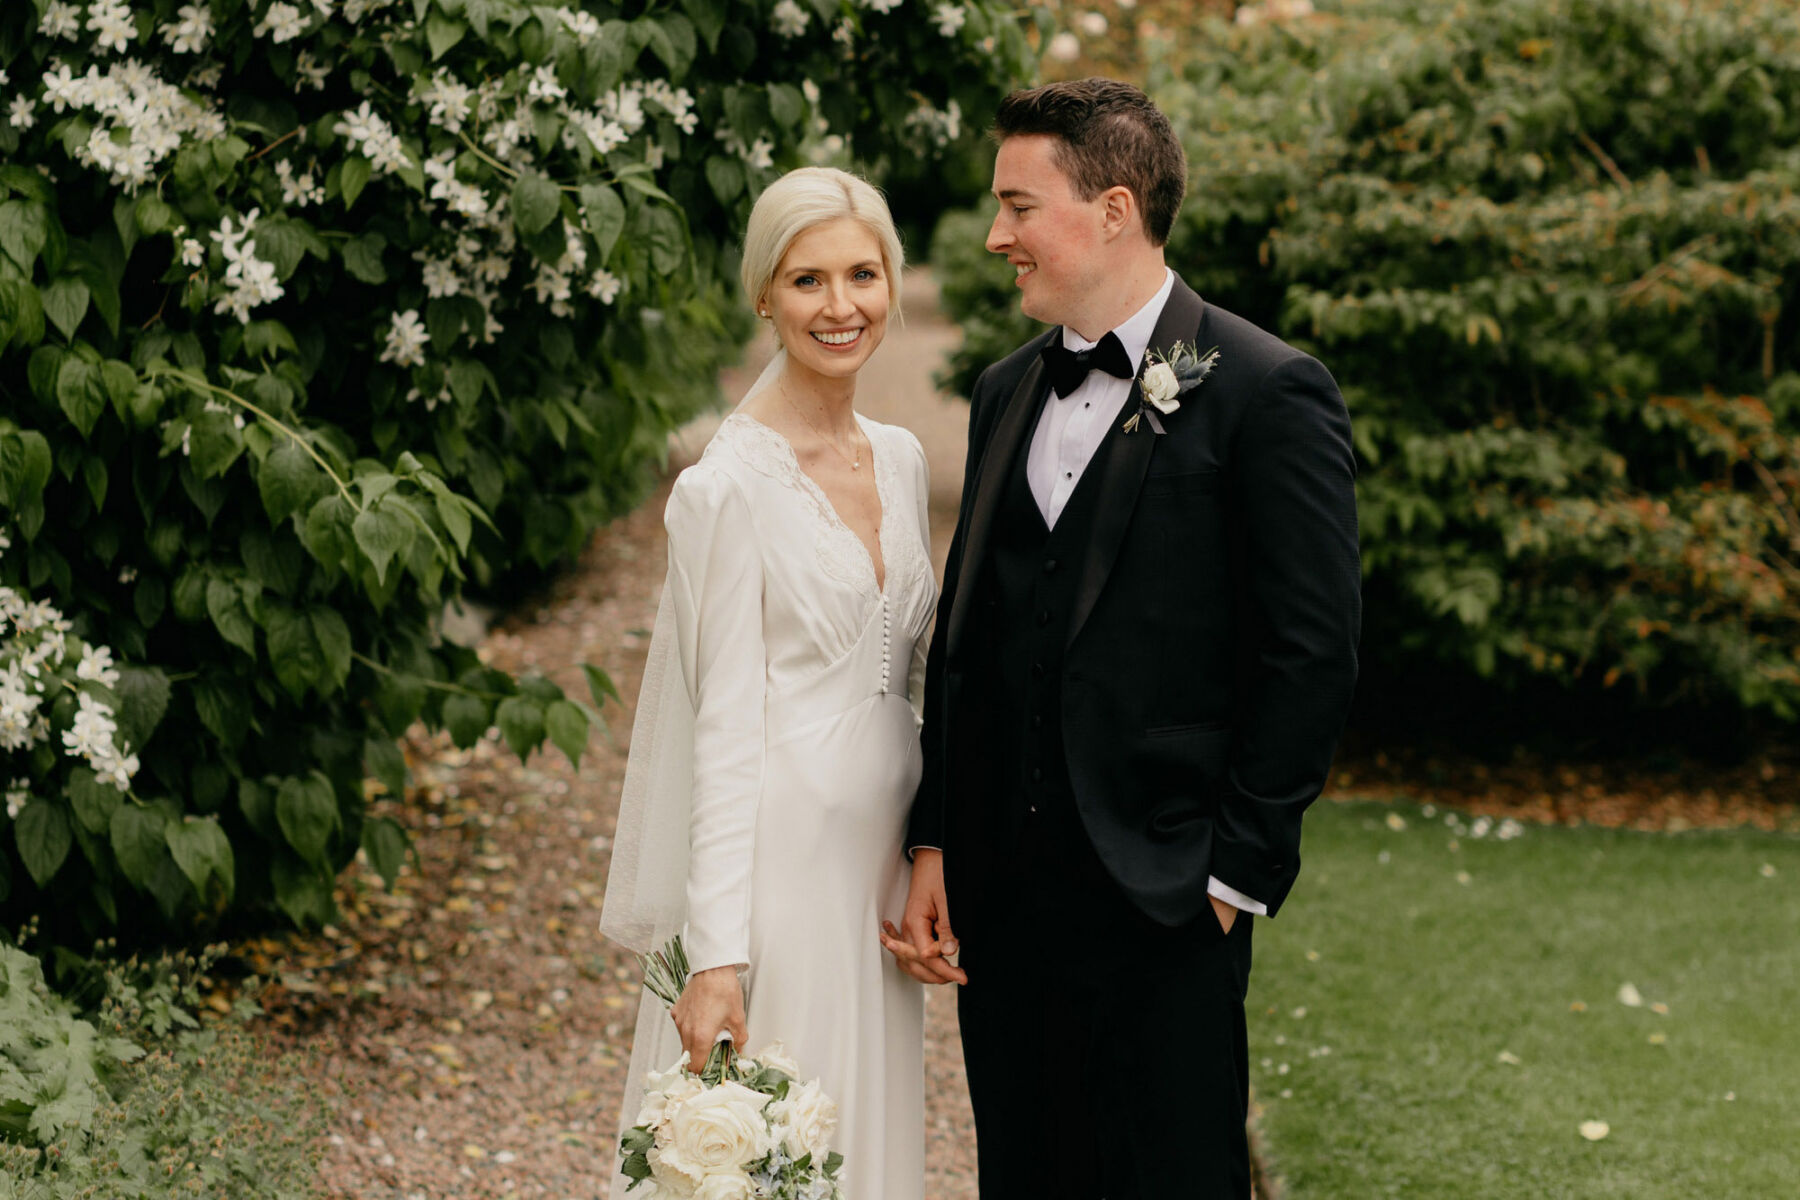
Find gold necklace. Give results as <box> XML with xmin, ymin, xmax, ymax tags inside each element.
<box><xmin>778</xmin><ymin>377</ymin><xmax>862</xmax><ymax>471</ymax></box>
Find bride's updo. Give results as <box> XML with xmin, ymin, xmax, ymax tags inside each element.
<box><xmin>740</xmin><ymin>167</ymin><xmax>905</xmax><ymax>326</ymax></box>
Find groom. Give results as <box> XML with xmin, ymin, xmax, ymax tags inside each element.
<box><xmin>889</xmin><ymin>79</ymin><xmax>1360</xmax><ymax>1197</ymax></box>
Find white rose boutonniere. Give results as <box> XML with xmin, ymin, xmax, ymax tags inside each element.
<box><xmin>1123</xmin><ymin>341</ymin><xmax>1222</xmax><ymax>434</ymax></box>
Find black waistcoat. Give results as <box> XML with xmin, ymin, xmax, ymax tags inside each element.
<box><xmin>977</xmin><ymin>396</ymin><xmax>1109</xmax><ymax>823</ymax></box>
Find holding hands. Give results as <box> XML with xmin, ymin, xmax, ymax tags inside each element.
<box><xmin>880</xmin><ymin>849</ymin><xmax>968</xmax><ymax>986</ymax></box>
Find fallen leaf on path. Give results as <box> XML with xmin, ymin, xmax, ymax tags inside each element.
<box><xmin>1617</xmin><ymin>982</ymin><xmax>1643</xmax><ymax>1008</ymax></box>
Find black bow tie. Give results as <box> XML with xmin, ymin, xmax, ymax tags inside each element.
<box><xmin>1040</xmin><ymin>331</ymin><xmax>1135</xmax><ymax>399</ymax></box>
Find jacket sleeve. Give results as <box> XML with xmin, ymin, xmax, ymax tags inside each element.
<box><xmin>665</xmin><ymin>466</ymin><xmax>767</xmax><ymax>973</ymax></box>
<box><xmin>907</xmin><ymin>366</ymin><xmax>997</xmax><ymax>853</ymax></box>
<box><xmin>1211</xmin><ymin>354</ymin><xmax>1361</xmax><ymax>915</ymax></box>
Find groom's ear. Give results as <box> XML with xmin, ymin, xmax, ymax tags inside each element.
<box><xmin>1098</xmin><ymin>184</ymin><xmax>1140</xmax><ymax>241</ymax></box>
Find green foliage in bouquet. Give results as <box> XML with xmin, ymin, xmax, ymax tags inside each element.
<box><xmin>0</xmin><ymin>940</ymin><xmax>325</xmax><ymax>1197</ymax></box>
<box><xmin>0</xmin><ymin>0</ymin><xmax>1037</xmax><ymax>947</ymax></box>
<box><xmin>934</xmin><ymin>0</ymin><xmax>1800</xmax><ymax>728</ymax></box>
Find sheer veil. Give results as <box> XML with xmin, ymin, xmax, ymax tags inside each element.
<box><xmin>599</xmin><ymin>345</ymin><xmax>787</xmax><ymax>1178</ymax></box>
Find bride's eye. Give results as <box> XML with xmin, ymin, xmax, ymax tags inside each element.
<box><xmin>794</xmin><ymin>274</ymin><xmax>818</xmax><ymax>287</ymax></box>
<box><xmin>854</xmin><ymin>268</ymin><xmax>877</xmax><ymax>282</ymax></box>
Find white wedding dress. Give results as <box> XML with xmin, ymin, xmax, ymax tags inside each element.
<box><xmin>603</xmin><ymin>407</ymin><xmax>936</xmax><ymax>1200</ymax></box>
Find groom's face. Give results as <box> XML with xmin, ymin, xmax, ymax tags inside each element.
<box><xmin>987</xmin><ymin>134</ymin><xmax>1106</xmax><ymax>330</ymax></box>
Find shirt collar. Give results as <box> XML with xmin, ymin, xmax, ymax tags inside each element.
<box><xmin>1060</xmin><ymin>267</ymin><xmax>1177</xmax><ymax>368</ymax></box>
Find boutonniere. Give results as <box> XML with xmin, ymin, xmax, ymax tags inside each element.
<box><xmin>1122</xmin><ymin>342</ymin><xmax>1222</xmax><ymax>434</ymax></box>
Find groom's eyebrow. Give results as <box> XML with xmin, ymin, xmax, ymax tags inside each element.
<box><xmin>995</xmin><ymin>188</ymin><xmax>1035</xmax><ymax>201</ymax></box>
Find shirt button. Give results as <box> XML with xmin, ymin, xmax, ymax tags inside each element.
<box><xmin>1043</xmin><ymin>558</ymin><xmax>1058</xmax><ymax>573</ymax></box>
<box><xmin>1064</xmin><ymin>471</ymin><xmax>1073</xmax><ymax>479</ymax></box>
<box><xmin>1036</xmin><ymin>609</ymin><xmax>1051</xmax><ymax>627</ymax></box>
<box><xmin>1030</xmin><ymin>767</ymin><xmax>1044</xmax><ymax>783</ymax></box>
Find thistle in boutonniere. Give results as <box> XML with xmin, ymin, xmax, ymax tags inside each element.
<box><xmin>1122</xmin><ymin>342</ymin><xmax>1222</xmax><ymax>434</ymax></box>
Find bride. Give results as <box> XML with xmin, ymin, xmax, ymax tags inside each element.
<box><xmin>601</xmin><ymin>167</ymin><xmax>937</xmax><ymax>1198</ymax></box>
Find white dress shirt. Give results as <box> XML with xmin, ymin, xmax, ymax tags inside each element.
<box><xmin>1023</xmin><ymin>268</ymin><xmax>1268</xmax><ymax>918</ymax></box>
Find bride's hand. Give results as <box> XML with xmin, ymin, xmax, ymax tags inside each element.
<box><xmin>670</xmin><ymin>966</ymin><xmax>748</xmax><ymax>1068</ymax></box>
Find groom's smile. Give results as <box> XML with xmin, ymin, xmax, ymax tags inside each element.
<box><xmin>986</xmin><ymin>133</ymin><xmax>1111</xmax><ymax>332</ymax></box>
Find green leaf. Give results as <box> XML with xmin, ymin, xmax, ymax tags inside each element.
<box><xmin>193</xmin><ymin>677</ymin><xmax>250</xmax><ymax>749</ymax></box>
<box><xmin>0</xmin><ymin>199</ymin><xmax>49</xmax><ymax>270</ymax></box>
<box><xmin>110</xmin><ymin>804</ymin><xmax>169</xmax><ymax>890</ymax></box>
<box><xmin>646</xmin><ymin>14</ymin><xmax>697</xmax><ymax>80</ymax></box>
<box><xmin>579</xmin><ymin>184</ymin><xmax>626</xmax><ymax>261</ymax></box>
<box><xmin>0</xmin><ymin>429</ymin><xmax>52</xmax><ymax>508</ymax></box>
<box><xmin>768</xmin><ymin>83</ymin><xmax>807</xmax><ymax>131</ymax></box>
<box><xmin>352</xmin><ymin>502</ymin><xmax>414</xmax><ymax>585</ymax></box>
<box><xmin>81</xmin><ymin>456</ymin><xmax>108</xmax><ymax>509</ymax></box>
<box><xmin>166</xmin><ymin>817</ymin><xmax>235</xmax><ymax>902</ymax></box>
<box><xmin>66</xmin><ymin>769</ymin><xmax>121</xmax><ymax>835</ymax></box>
<box><xmin>544</xmin><ymin>699</ymin><xmax>588</xmax><ymax>768</ymax></box>
<box><xmin>432</xmin><ymin>488</ymin><xmax>472</xmax><ymax>553</ymax></box>
<box><xmin>241</xmin><ymin>527</ymin><xmax>304</xmax><ymax>595</ymax></box>
<box><xmin>426</xmin><ymin>11</ymin><xmax>466</xmax><ymax>58</ymax></box>
<box><xmin>134</xmin><ymin>193</ymin><xmax>178</xmax><ymax>235</ymax></box>
<box><xmin>264</xmin><ymin>603</ymin><xmax>320</xmax><ymax>699</ymax></box>
<box><xmin>512</xmin><ymin>173</ymin><xmax>562</xmax><ymax>237</ymax></box>
<box><xmin>360</xmin><ymin>817</ymin><xmax>409</xmax><ymax>890</ymax></box>
<box><xmin>16</xmin><ymin>801</ymin><xmax>73</xmax><ymax>887</ymax></box>
<box><xmin>340</xmin><ymin>155</ymin><xmax>372</xmax><ymax>209</ymax></box>
<box><xmin>342</xmin><ymin>233</ymin><xmax>388</xmax><ymax>284</ymax></box>
<box><xmin>207</xmin><ymin>576</ymin><xmax>258</xmax><ymax>659</ymax></box>
<box><xmin>441</xmin><ymin>692</ymin><xmax>490</xmax><ymax>749</ymax></box>
<box><xmin>258</xmin><ymin>439</ymin><xmax>328</xmax><ymax>525</ymax></box>
<box><xmin>271</xmin><ymin>854</ymin><xmax>334</xmax><ymax>928</ymax></box>
<box><xmin>495</xmin><ymin>695</ymin><xmax>546</xmax><ymax>762</ymax></box>
<box><xmin>99</xmin><ymin>360</ymin><xmax>137</xmax><ymax>422</ymax></box>
<box><xmin>238</xmin><ymin>778</ymin><xmax>278</xmax><ymax>842</ymax></box>
<box><xmin>705</xmin><ymin>157</ymin><xmax>744</xmax><ymax>205</ymax></box>
<box><xmin>55</xmin><ymin>356</ymin><xmax>107</xmax><ymax>438</ymax></box>
<box><xmin>276</xmin><ymin>771</ymin><xmax>337</xmax><ymax>867</ymax></box>
<box><xmin>678</xmin><ymin>0</ymin><xmax>726</xmax><ymax>51</ymax></box>
<box><xmin>365</xmin><ymin>736</ymin><xmax>407</xmax><ymax>800</ymax></box>
<box><xmin>311</xmin><ymin>607</ymin><xmax>353</xmax><ymax>695</ymax></box>
<box><xmin>643</xmin><ymin>205</ymin><xmax>686</xmax><ymax>275</ymax></box>
<box><xmin>0</xmin><ymin>276</ymin><xmax>45</xmax><ymax>349</ymax></box>
<box><xmin>186</xmin><ymin>407</ymin><xmax>245</xmax><ymax>479</ymax></box>
<box><xmin>301</xmin><ymin>493</ymin><xmax>356</xmax><ymax>574</ymax></box>
<box><xmin>111</xmin><ymin>665</ymin><xmax>170</xmax><ymax>754</ymax></box>
<box><xmin>583</xmin><ymin>663</ymin><xmax>622</xmax><ymax>708</ymax></box>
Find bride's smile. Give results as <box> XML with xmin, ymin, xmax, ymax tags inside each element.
<box><xmin>763</xmin><ymin>217</ymin><xmax>891</xmax><ymax>381</ymax></box>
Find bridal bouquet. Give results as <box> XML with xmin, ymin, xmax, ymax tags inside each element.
<box><xmin>619</xmin><ymin>937</ymin><xmax>846</xmax><ymax>1200</ymax></box>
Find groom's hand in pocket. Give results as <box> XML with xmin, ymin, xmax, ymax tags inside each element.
<box><xmin>880</xmin><ymin>849</ymin><xmax>968</xmax><ymax>986</ymax></box>
<box><xmin>671</xmin><ymin>965</ymin><xmax>748</xmax><ymax>1067</ymax></box>
<box><xmin>1210</xmin><ymin>893</ymin><xmax>1239</xmax><ymax>935</ymax></box>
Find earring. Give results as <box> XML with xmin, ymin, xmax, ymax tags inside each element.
<box><xmin>759</xmin><ymin>308</ymin><xmax>769</xmax><ymax>318</ymax></box>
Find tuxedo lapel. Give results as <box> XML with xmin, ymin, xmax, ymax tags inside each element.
<box><xmin>1064</xmin><ymin>277</ymin><xmax>1207</xmax><ymax>649</ymax></box>
<box><xmin>947</xmin><ymin>355</ymin><xmax>1051</xmax><ymax>656</ymax></box>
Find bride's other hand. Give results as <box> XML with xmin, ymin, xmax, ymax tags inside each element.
<box><xmin>671</xmin><ymin>965</ymin><xmax>748</xmax><ymax>1066</ymax></box>
<box><xmin>879</xmin><ymin>850</ymin><xmax>967</xmax><ymax>986</ymax></box>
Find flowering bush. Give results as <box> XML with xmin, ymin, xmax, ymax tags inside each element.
<box><xmin>0</xmin><ymin>0</ymin><xmax>1035</xmax><ymax>943</ymax></box>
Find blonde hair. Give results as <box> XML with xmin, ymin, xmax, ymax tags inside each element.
<box><xmin>740</xmin><ymin>167</ymin><xmax>905</xmax><ymax>324</ymax></box>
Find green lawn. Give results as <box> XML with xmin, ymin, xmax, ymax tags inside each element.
<box><xmin>1247</xmin><ymin>798</ymin><xmax>1800</xmax><ymax>1198</ymax></box>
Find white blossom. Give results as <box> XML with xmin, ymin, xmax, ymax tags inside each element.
<box><xmin>415</xmin><ymin>69</ymin><xmax>474</xmax><ymax>133</ymax></box>
<box><xmin>424</xmin><ymin>151</ymin><xmax>491</xmax><ymax>218</ymax></box>
<box><xmin>863</xmin><ymin>0</ymin><xmax>904</xmax><ymax>12</ymax></box>
<box><xmin>39</xmin><ymin>58</ymin><xmax>227</xmax><ymax>191</ymax></box>
<box><xmin>8</xmin><ymin>97</ymin><xmax>35</xmax><ymax>131</ymax></box>
<box><xmin>341</xmin><ymin>0</ymin><xmax>394</xmax><ymax>20</ymax></box>
<box><xmin>209</xmin><ymin>210</ymin><xmax>285</xmax><ymax>323</ymax></box>
<box><xmin>294</xmin><ymin>49</ymin><xmax>330</xmax><ymax>91</ymax></box>
<box><xmin>587</xmin><ymin>269</ymin><xmax>622</xmax><ymax>305</ymax></box>
<box><xmin>568</xmin><ymin>110</ymin><xmax>628</xmax><ymax>156</ymax></box>
<box><xmin>276</xmin><ymin>158</ymin><xmax>325</xmax><ymax>207</ymax></box>
<box><xmin>162</xmin><ymin>3</ymin><xmax>215</xmax><ymax>54</ymax></box>
<box><xmin>381</xmin><ymin>309</ymin><xmax>430</xmax><ymax>368</ymax></box>
<box><xmin>771</xmin><ymin>0</ymin><xmax>810</xmax><ymax>38</ymax></box>
<box><xmin>1078</xmin><ymin>10</ymin><xmax>1108</xmax><ymax>36</ymax></box>
<box><xmin>418</xmin><ymin>254</ymin><xmax>462</xmax><ymax>298</ymax></box>
<box><xmin>905</xmin><ymin>97</ymin><xmax>962</xmax><ymax>148</ymax></box>
<box><xmin>89</xmin><ymin>0</ymin><xmax>139</xmax><ymax>56</ymax></box>
<box><xmin>602</xmin><ymin>84</ymin><xmax>647</xmax><ymax>134</ymax></box>
<box><xmin>932</xmin><ymin>3</ymin><xmax>966</xmax><ymax>36</ymax></box>
<box><xmin>179</xmin><ymin>235</ymin><xmax>205</xmax><ymax>267</ymax></box>
<box><xmin>334</xmin><ymin>100</ymin><xmax>413</xmax><ymax>176</ymax></box>
<box><xmin>4</xmin><ymin>783</ymin><xmax>27</xmax><ymax>822</ymax></box>
<box><xmin>527</xmin><ymin>64</ymin><xmax>567</xmax><ymax>104</ymax></box>
<box><xmin>187</xmin><ymin>60</ymin><xmax>225</xmax><ymax>89</ymax></box>
<box><xmin>556</xmin><ymin>9</ymin><xmax>601</xmax><ymax>42</ymax></box>
<box><xmin>645</xmin><ymin>81</ymin><xmax>698</xmax><ymax>135</ymax></box>
<box><xmin>253</xmin><ymin>2</ymin><xmax>308</xmax><ymax>43</ymax></box>
<box><xmin>40</xmin><ymin>2</ymin><xmax>83</xmax><ymax>41</ymax></box>
<box><xmin>76</xmin><ymin>645</ymin><xmax>121</xmax><ymax>688</ymax></box>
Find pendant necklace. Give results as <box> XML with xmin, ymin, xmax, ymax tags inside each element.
<box><xmin>779</xmin><ymin>376</ymin><xmax>862</xmax><ymax>471</ymax></box>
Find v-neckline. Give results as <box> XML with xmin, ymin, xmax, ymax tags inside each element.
<box><xmin>731</xmin><ymin>412</ymin><xmax>888</xmax><ymax>594</ymax></box>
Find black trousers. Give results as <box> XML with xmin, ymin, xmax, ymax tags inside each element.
<box><xmin>956</xmin><ymin>797</ymin><xmax>1254</xmax><ymax>1200</ymax></box>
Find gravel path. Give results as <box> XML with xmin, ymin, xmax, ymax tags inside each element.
<box><xmin>285</xmin><ymin>271</ymin><xmax>984</xmax><ymax>1199</ymax></box>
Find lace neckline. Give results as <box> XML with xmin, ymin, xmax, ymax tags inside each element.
<box><xmin>717</xmin><ymin>412</ymin><xmax>897</xmax><ymax>597</ymax></box>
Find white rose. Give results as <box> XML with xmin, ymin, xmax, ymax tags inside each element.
<box><xmin>646</xmin><ymin>1143</ymin><xmax>705</xmax><ymax>1195</ymax></box>
<box><xmin>695</xmin><ymin>1172</ymin><xmax>756</xmax><ymax>1200</ymax></box>
<box><xmin>666</xmin><ymin>1081</ymin><xmax>773</xmax><ymax>1173</ymax></box>
<box><xmin>751</xmin><ymin>1041</ymin><xmax>801</xmax><ymax>1078</ymax></box>
<box><xmin>768</xmin><ymin>1079</ymin><xmax>838</xmax><ymax>1162</ymax></box>
<box><xmin>1142</xmin><ymin>361</ymin><xmax>1181</xmax><ymax>413</ymax></box>
<box><xmin>638</xmin><ymin>1072</ymin><xmax>705</xmax><ymax>1133</ymax></box>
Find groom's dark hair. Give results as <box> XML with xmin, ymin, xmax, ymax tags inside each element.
<box><xmin>993</xmin><ymin>78</ymin><xmax>1187</xmax><ymax>246</ymax></box>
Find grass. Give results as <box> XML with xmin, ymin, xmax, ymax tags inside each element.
<box><xmin>1247</xmin><ymin>797</ymin><xmax>1800</xmax><ymax>1198</ymax></box>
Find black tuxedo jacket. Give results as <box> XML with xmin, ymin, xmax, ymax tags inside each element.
<box><xmin>908</xmin><ymin>275</ymin><xmax>1361</xmax><ymax>927</ymax></box>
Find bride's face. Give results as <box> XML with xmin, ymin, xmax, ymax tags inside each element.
<box><xmin>764</xmin><ymin>218</ymin><xmax>890</xmax><ymax>380</ymax></box>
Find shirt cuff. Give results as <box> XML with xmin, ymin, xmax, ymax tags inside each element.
<box><xmin>1208</xmin><ymin>876</ymin><xmax>1268</xmax><ymax>916</ymax></box>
